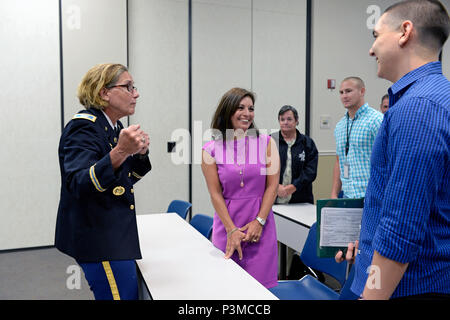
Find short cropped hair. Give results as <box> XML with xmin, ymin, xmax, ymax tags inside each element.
<box><xmin>381</xmin><ymin>94</ymin><xmax>389</xmax><ymax>103</ymax></box>
<box><xmin>342</xmin><ymin>76</ymin><xmax>366</xmax><ymax>89</ymax></box>
<box><xmin>278</xmin><ymin>105</ymin><xmax>299</xmax><ymax>122</ymax></box>
<box><xmin>384</xmin><ymin>0</ymin><xmax>450</xmax><ymax>52</ymax></box>
<box><xmin>77</xmin><ymin>63</ymin><xmax>128</xmax><ymax>109</ymax></box>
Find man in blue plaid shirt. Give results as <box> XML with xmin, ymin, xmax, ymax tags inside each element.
<box><xmin>337</xmin><ymin>0</ymin><xmax>450</xmax><ymax>300</ymax></box>
<box><xmin>331</xmin><ymin>77</ymin><xmax>383</xmax><ymax>199</ymax></box>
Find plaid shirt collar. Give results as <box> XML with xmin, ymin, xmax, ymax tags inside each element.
<box><xmin>346</xmin><ymin>103</ymin><xmax>370</xmax><ymax>120</ymax></box>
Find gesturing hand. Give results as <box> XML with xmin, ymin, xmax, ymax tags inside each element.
<box><xmin>138</xmin><ymin>132</ymin><xmax>150</xmax><ymax>155</ymax></box>
<box><xmin>117</xmin><ymin>124</ymin><xmax>147</xmax><ymax>156</ymax></box>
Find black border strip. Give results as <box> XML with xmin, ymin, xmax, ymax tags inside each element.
<box><xmin>305</xmin><ymin>0</ymin><xmax>312</xmax><ymax>137</ymax></box>
<box><xmin>188</xmin><ymin>0</ymin><xmax>193</xmax><ymax>220</ymax></box>
<box><xmin>59</xmin><ymin>0</ymin><xmax>65</xmax><ymax>132</ymax></box>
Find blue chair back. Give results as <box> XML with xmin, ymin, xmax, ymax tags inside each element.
<box><xmin>167</xmin><ymin>200</ymin><xmax>192</xmax><ymax>220</ymax></box>
<box><xmin>269</xmin><ymin>275</ymin><xmax>339</xmax><ymax>300</ymax></box>
<box><xmin>300</xmin><ymin>222</ymin><xmax>347</xmax><ymax>287</ymax></box>
<box><xmin>190</xmin><ymin>214</ymin><xmax>213</xmax><ymax>240</ymax></box>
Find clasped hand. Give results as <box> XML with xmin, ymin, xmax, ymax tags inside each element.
<box><xmin>225</xmin><ymin>220</ymin><xmax>262</xmax><ymax>261</ymax></box>
<box><xmin>277</xmin><ymin>184</ymin><xmax>296</xmax><ymax>198</ymax></box>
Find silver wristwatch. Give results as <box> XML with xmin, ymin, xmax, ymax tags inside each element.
<box><xmin>256</xmin><ymin>216</ymin><xmax>266</xmax><ymax>226</ymax></box>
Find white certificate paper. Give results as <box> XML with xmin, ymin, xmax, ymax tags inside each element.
<box><xmin>319</xmin><ymin>207</ymin><xmax>363</xmax><ymax>247</ymax></box>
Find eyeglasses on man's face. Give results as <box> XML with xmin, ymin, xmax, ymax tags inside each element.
<box><xmin>107</xmin><ymin>83</ymin><xmax>137</xmax><ymax>93</ymax></box>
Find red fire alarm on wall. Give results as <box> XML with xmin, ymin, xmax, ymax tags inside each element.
<box><xmin>327</xmin><ymin>79</ymin><xmax>336</xmax><ymax>90</ymax></box>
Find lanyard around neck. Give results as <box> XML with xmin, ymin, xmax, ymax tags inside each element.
<box><xmin>346</xmin><ymin>114</ymin><xmax>357</xmax><ymax>157</ymax></box>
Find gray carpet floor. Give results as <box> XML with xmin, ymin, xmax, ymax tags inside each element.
<box><xmin>0</xmin><ymin>247</ymin><xmax>340</xmax><ymax>300</ymax></box>
<box><xmin>0</xmin><ymin>247</ymin><xmax>93</xmax><ymax>300</ymax></box>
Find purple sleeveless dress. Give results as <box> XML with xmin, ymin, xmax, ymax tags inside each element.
<box><xmin>203</xmin><ymin>134</ymin><xmax>278</xmax><ymax>288</ymax></box>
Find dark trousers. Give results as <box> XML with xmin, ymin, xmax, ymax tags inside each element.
<box><xmin>77</xmin><ymin>260</ymin><xmax>138</xmax><ymax>300</ymax></box>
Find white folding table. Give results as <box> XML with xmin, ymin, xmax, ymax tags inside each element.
<box><xmin>136</xmin><ymin>213</ymin><xmax>278</xmax><ymax>300</ymax></box>
<box><xmin>272</xmin><ymin>203</ymin><xmax>317</xmax><ymax>279</ymax></box>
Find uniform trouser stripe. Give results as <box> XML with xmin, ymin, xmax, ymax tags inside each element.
<box><xmin>102</xmin><ymin>261</ymin><xmax>121</xmax><ymax>300</ymax></box>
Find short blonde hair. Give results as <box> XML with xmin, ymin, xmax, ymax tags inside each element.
<box><xmin>77</xmin><ymin>63</ymin><xmax>128</xmax><ymax>109</ymax></box>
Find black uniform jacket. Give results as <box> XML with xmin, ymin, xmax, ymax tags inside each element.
<box><xmin>272</xmin><ymin>129</ymin><xmax>318</xmax><ymax>204</ymax></box>
<box><xmin>55</xmin><ymin>108</ymin><xmax>152</xmax><ymax>262</ymax></box>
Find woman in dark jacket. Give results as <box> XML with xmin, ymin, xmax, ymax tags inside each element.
<box><xmin>272</xmin><ymin>105</ymin><xmax>318</xmax><ymax>204</ymax></box>
<box><xmin>55</xmin><ymin>63</ymin><xmax>151</xmax><ymax>300</ymax></box>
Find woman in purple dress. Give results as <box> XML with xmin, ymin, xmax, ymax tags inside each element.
<box><xmin>201</xmin><ymin>87</ymin><xmax>280</xmax><ymax>289</ymax></box>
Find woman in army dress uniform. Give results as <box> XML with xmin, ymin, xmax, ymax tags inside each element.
<box><xmin>55</xmin><ymin>63</ymin><xmax>152</xmax><ymax>300</ymax></box>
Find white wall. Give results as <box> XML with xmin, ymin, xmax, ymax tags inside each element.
<box><xmin>311</xmin><ymin>0</ymin><xmax>393</xmax><ymax>153</ymax></box>
<box><xmin>62</xmin><ymin>0</ymin><xmax>128</xmax><ymax>124</ymax></box>
<box><xmin>128</xmin><ymin>0</ymin><xmax>190</xmax><ymax>214</ymax></box>
<box><xmin>311</xmin><ymin>0</ymin><xmax>450</xmax><ymax>154</ymax></box>
<box><xmin>2</xmin><ymin>0</ymin><xmax>449</xmax><ymax>250</ymax></box>
<box><xmin>191</xmin><ymin>0</ymin><xmax>307</xmax><ymax>216</ymax></box>
<box><xmin>0</xmin><ymin>0</ymin><xmax>61</xmax><ymax>250</ymax></box>
<box><xmin>252</xmin><ymin>0</ymin><xmax>307</xmax><ymax>135</ymax></box>
<box><xmin>191</xmin><ymin>0</ymin><xmax>253</xmax><ymax>216</ymax></box>
<box><xmin>0</xmin><ymin>0</ymin><xmax>128</xmax><ymax>250</ymax></box>
<box><xmin>443</xmin><ymin>22</ymin><xmax>450</xmax><ymax>78</ymax></box>
<box><xmin>443</xmin><ymin>0</ymin><xmax>450</xmax><ymax>78</ymax></box>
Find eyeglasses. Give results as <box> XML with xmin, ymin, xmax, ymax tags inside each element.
<box><xmin>107</xmin><ymin>83</ymin><xmax>137</xmax><ymax>93</ymax></box>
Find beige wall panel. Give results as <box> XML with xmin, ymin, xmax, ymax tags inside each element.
<box><xmin>312</xmin><ymin>155</ymin><xmax>336</xmax><ymax>201</ymax></box>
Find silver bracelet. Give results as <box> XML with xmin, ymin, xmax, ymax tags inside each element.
<box><xmin>227</xmin><ymin>227</ymin><xmax>239</xmax><ymax>238</ymax></box>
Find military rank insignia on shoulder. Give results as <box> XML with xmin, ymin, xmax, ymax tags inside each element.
<box><xmin>73</xmin><ymin>113</ymin><xmax>97</xmax><ymax>122</ymax></box>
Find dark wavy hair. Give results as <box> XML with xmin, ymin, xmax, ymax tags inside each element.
<box><xmin>210</xmin><ymin>87</ymin><xmax>259</xmax><ymax>140</ymax></box>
